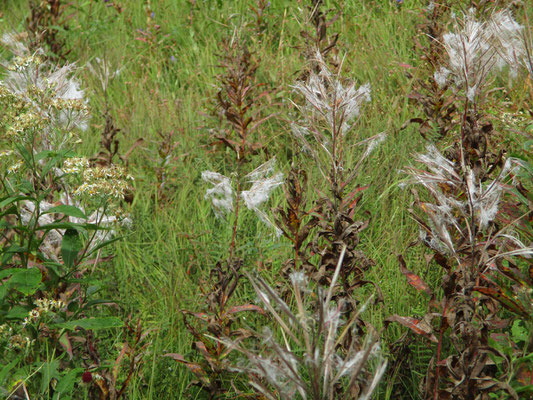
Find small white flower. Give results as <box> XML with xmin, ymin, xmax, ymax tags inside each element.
<box><xmin>0</xmin><ymin>150</ymin><xmax>14</xmax><ymax>157</ymax></box>
<box><xmin>7</xmin><ymin>161</ymin><xmax>23</xmax><ymax>174</ymax></box>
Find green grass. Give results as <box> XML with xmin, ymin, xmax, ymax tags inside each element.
<box><xmin>2</xmin><ymin>0</ymin><xmax>532</xmax><ymax>398</ymax></box>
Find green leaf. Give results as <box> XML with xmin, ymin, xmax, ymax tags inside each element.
<box><xmin>86</xmin><ymin>236</ymin><xmax>122</xmax><ymax>257</ymax></box>
<box><xmin>5</xmin><ymin>305</ymin><xmax>31</xmax><ymax>320</ymax></box>
<box><xmin>40</xmin><ymin>359</ymin><xmax>60</xmax><ymax>394</ymax></box>
<box><xmin>38</xmin><ymin>222</ymin><xmax>101</xmax><ymax>231</ymax></box>
<box><xmin>0</xmin><ymin>205</ymin><xmax>18</xmax><ymax>219</ymax></box>
<box><xmin>53</xmin><ymin>368</ymin><xmax>83</xmax><ymax>399</ymax></box>
<box><xmin>0</xmin><ymin>195</ymin><xmax>32</xmax><ymax>209</ymax></box>
<box><xmin>511</xmin><ymin>320</ymin><xmax>529</xmax><ymax>343</ymax></box>
<box><xmin>42</xmin><ymin>261</ymin><xmax>63</xmax><ymax>277</ymax></box>
<box><xmin>0</xmin><ymin>357</ymin><xmax>20</xmax><ymax>385</ymax></box>
<box><xmin>14</xmin><ymin>143</ymin><xmax>32</xmax><ymax>166</ymax></box>
<box><xmin>53</xmin><ymin>317</ymin><xmax>123</xmax><ymax>331</ymax></box>
<box><xmin>61</xmin><ymin>229</ymin><xmax>82</xmax><ymax>268</ymax></box>
<box><xmin>8</xmin><ymin>268</ymin><xmax>42</xmax><ymax>295</ymax></box>
<box><xmin>0</xmin><ymin>268</ymin><xmax>19</xmax><ymax>280</ymax></box>
<box><xmin>34</xmin><ymin>150</ymin><xmax>54</xmax><ymax>161</ymax></box>
<box><xmin>46</xmin><ymin>205</ymin><xmax>87</xmax><ymax>220</ymax></box>
<box><xmin>515</xmin><ymin>385</ymin><xmax>533</xmax><ymax>394</ymax></box>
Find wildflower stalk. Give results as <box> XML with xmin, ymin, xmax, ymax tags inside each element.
<box><xmin>220</xmin><ymin>244</ymin><xmax>387</xmax><ymax>400</ymax></box>
<box><xmin>228</xmin><ymin>177</ymin><xmax>241</xmax><ymax>264</ymax></box>
<box><xmin>392</xmin><ymin>8</ymin><xmax>533</xmax><ymax>398</ymax></box>
<box><xmin>287</xmin><ymin>51</ymin><xmax>383</xmax><ymax>332</ymax></box>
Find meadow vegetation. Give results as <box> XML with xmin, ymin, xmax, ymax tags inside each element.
<box><xmin>0</xmin><ymin>0</ymin><xmax>532</xmax><ymax>399</ymax></box>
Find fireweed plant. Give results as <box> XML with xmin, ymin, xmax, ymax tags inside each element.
<box><xmin>391</xmin><ymin>8</ymin><xmax>533</xmax><ymax>399</ymax></box>
<box><xmin>207</xmin><ymin>49</ymin><xmax>389</xmax><ymax>398</ymax></box>
<box><xmin>2</xmin><ymin>1</ymin><xmax>532</xmax><ymax>398</ymax></box>
<box><xmin>169</xmin><ymin>158</ymin><xmax>283</xmax><ymax>395</ymax></box>
<box><xmin>404</xmin><ymin>0</ymin><xmax>458</xmax><ymax>141</ymax></box>
<box><xmin>286</xmin><ymin>52</ymin><xmax>385</xmax><ymax>330</ymax></box>
<box><xmin>220</xmin><ymin>247</ymin><xmax>387</xmax><ymax>400</ymax></box>
<box><xmin>172</xmin><ymin>24</ymin><xmax>388</xmax><ymax>396</ymax></box>
<box><xmin>0</xmin><ymin>35</ymin><xmax>138</xmax><ymax>398</ymax></box>
<box><xmin>166</xmin><ymin>34</ymin><xmax>285</xmax><ymax>397</ymax></box>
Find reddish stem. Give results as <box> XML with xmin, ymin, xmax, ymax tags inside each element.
<box><xmin>228</xmin><ymin>179</ymin><xmax>241</xmax><ymax>263</ymax></box>
<box><xmin>434</xmin><ymin>299</ymin><xmax>449</xmax><ymax>400</ymax></box>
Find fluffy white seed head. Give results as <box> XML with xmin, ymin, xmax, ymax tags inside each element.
<box><xmin>202</xmin><ymin>171</ymin><xmax>234</xmax><ymax>218</ymax></box>
<box><xmin>434</xmin><ymin>67</ymin><xmax>451</xmax><ymax>87</ymax></box>
<box><xmin>440</xmin><ymin>9</ymin><xmax>531</xmax><ymax>98</ymax></box>
<box><xmin>241</xmin><ymin>158</ymin><xmax>284</xmax><ymax>235</ymax></box>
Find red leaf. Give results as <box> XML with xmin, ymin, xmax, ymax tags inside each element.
<box><xmin>59</xmin><ymin>332</ymin><xmax>73</xmax><ymax>359</ymax></box>
<box><xmin>517</xmin><ymin>366</ymin><xmax>533</xmax><ymax>386</ymax></box>
<box><xmin>163</xmin><ymin>353</ymin><xmax>210</xmax><ymax>384</ymax></box>
<box><xmin>226</xmin><ymin>304</ymin><xmax>266</xmax><ymax>315</ymax></box>
<box><xmin>112</xmin><ymin>342</ymin><xmax>128</xmax><ymax>383</ymax></box>
<box><xmin>387</xmin><ymin>315</ymin><xmax>438</xmax><ymax>343</ymax></box>
<box><xmin>193</xmin><ymin>341</ymin><xmax>214</xmax><ymax>363</ymax></box>
<box><xmin>398</xmin><ymin>255</ymin><xmax>432</xmax><ymax>296</ymax></box>
<box><xmin>473</xmin><ymin>286</ymin><xmax>529</xmax><ymax>318</ymax></box>
<box><xmin>184</xmin><ymin>311</ymin><xmax>209</xmax><ymax>321</ymax></box>
<box><xmin>398</xmin><ymin>62</ymin><xmax>415</xmax><ymax>69</ymax></box>
<box><xmin>344</xmin><ymin>185</ymin><xmax>369</xmax><ymax>204</ymax></box>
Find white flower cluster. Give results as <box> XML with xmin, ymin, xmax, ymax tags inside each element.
<box><xmin>0</xmin><ymin>33</ymin><xmax>90</xmax><ymax>150</ymax></box>
<box><xmin>71</xmin><ymin>164</ymin><xmax>133</xmax><ymax>200</ymax></box>
<box><xmin>0</xmin><ymin>150</ymin><xmax>14</xmax><ymax>157</ymax></box>
<box><xmin>60</xmin><ymin>157</ymin><xmax>90</xmax><ymax>174</ymax></box>
<box><xmin>7</xmin><ymin>161</ymin><xmax>23</xmax><ymax>174</ymax></box>
<box><xmin>22</xmin><ymin>298</ymin><xmax>65</xmax><ymax>327</ymax></box>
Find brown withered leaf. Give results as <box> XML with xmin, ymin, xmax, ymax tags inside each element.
<box><xmin>516</xmin><ymin>366</ymin><xmax>533</xmax><ymax>386</ymax></box>
<box><xmin>398</xmin><ymin>254</ymin><xmax>433</xmax><ymax>296</ymax></box>
<box><xmin>387</xmin><ymin>315</ymin><xmax>438</xmax><ymax>343</ymax></box>
<box><xmin>226</xmin><ymin>304</ymin><xmax>266</xmax><ymax>316</ymax></box>
<box><xmin>193</xmin><ymin>341</ymin><xmax>215</xmax><ymax>368</ymax></box>
<box><xmin>163</xmin><ymin>353</ymin><xmax>210</xmax><ymax>386</ymax></box>
<box><xmin>473</xmin><ymin>286</ymin><xmax>529</xmax><ymax>318</ymax></box>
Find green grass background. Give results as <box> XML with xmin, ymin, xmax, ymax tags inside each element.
<box><xmin>2</xmin><ymin>0</ymin><xmax>531</xmax><ymax>398</ymax></box>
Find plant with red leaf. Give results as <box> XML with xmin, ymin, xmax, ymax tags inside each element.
<box><xmin>220</xmin><ymin>246</ymin><xmax>387</xmax><ymax>400</ymax></box>
<box><xmin>286</xmin><ymin>52</ymin><xmax>385</xmax><ymax>337</ymax></box>
<box><xmin>299</xmin><ymin>0</ymin><xmax>341</xmax><ymax>75</ymax></box>
<box><xmin>390</xmin><ymin>9</ymin><xmax>533</xmax><ymax>399</ymax></box>
<box><xmin>210</xmin><ymin>37</ymin><xmax>276</xmax><ymax>163</ymax></box>
<box><xmin>165</xmin><ymin>261</ymin><xmax>265</xmax><ymax>397</ymax></box>
<box><xmin>402</xmin><ymin>0</ymin><xmax>459</xmax><ymax>141</ymax></box>
<box><xmin>82</xmin><ymin>316</ymin><xmax>151</xmax><ymax>400</ymax></box>
<box><xmin>26</xmin><ymin>0</ymin><xmax>71</xmax><ymax>61</ymax></box>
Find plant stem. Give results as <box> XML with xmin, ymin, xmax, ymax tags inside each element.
<box><xmin>434</xmin><ymin>298</ymin><xmax>449</xmax><ymax>400</ymax></box>
<box><xmin>228</xmin><ymin>178</ymin><xmax>241</xmax><ymax>264</ymax></box>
